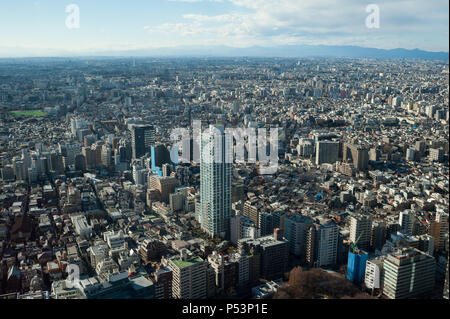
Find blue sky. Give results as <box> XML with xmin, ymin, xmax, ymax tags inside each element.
<box><xmin>0</xmin><ymin>0</ymin><xmax>448</xmax><ymax>57</ymax></box>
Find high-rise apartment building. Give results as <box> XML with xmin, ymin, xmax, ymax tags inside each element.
<box><xmin>350</xmin><ymin>213</ymin><xmax>373</xmax><ymax>252</ymax></box>
<box><xmin>168</xmin><ymin>249</ymin><xmax>207</xmax><ymax>299</ymax></box>
<box><xmin>306</xmin><ymin>219</ymin><xmax>339</xmax><ymax>267</ymax></box>
<box><xmin>283</xmin><ymin>214</ymin><xmax>313</xmax><ymax>261</ymax></box>
<box><xmin>200</xmin><ymin>124</ymin><xmax>232</xmax><ymax>239</ymax></box>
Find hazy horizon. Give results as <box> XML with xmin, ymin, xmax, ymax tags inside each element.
<box><xmin>0</xmin><ymin>0</ymin><xmax>448</xmax><ymax>58</ymax></box>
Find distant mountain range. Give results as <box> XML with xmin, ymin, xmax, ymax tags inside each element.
<box><xmin>1</xmin><ymin>44</ymin><xmax>448</xmax><ymax>60</ymax></box>
<box><xmin>96</xmin><ymin>44</ymin><xmax>449</xmax><ymax>60</ymax></box>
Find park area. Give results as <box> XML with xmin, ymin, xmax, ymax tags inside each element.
<box><xmin>10</xmin><ymin>110</ymin><xmax>47</xmax><ymax>116</ymax></box>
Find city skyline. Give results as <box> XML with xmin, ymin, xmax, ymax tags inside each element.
<box><xmin>0</xmin><ymin>0</ymin><xmax>448</xmax><ymax>304</ymax></box>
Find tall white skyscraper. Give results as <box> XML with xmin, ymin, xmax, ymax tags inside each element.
<box><xmin>200</xmin><ymin>124</ymin><xmax>232</xmax><ymax>239</ymax></box>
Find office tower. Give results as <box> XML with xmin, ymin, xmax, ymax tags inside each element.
<box><xmin>306</xmin><ymin>219</ymin><xmax>339</xmax><ymax>267</ymax></box>
<box><xmin>350</xmin><ymin>213</ymin><xmax>373</xmax><ymax>252</ymax></box>
<box><xmin>149</xmin><ymin>175</ymin><xmax>179</xmax><ymax>203</ymax></box>
<box><xmin>399</xmin><ymin>210</ymin><xmax>415</xmax><ymax>236</ymax></box>
<box><xmin>343</xmin><ymin>143</ymin><xmax>369</xmax><ymax>171</ymax></box>
<box><xmin>200</xmin><ymin>124</ymin><xmax>232</xmax><ymax>239</ymax></box>
<box><xmin>364</xmin><ymin>257</ymin><xmax>384</xmax><ymax>290</ymax></box>
<box><xmin>383</xmin><ymin>248</ymin><xmax>435</xmax><ymax>299</ymax></box>
<box><xmin>168</xmin><ymin>249</ymin><xmax>207</xmax><ymax>299</ymax></box>
<box><xmin>283</xmin><ymin>214</ymin><xmax>313</xmax><ymax>261</ymax></box>
<box><xmin>131</xmin><ymin>124</ymin><xmax>155</xmax><ymax>159</ymax></box>
<box><xmin>238</xmin><ymin>230</ymin><xmax>288</xmax><ymax>280</ymax></box>
<box><xmin>315</xmin><ymin>140</ymin><xmax>339</xmax><ymax>165</ymax></box>
<box><xmin>346</xmin><ymin>246</ymin><xmax>369</xmax><ymax>284</ymax></box>
<box><xmin>152</xmin><ymin>144</ymin><xmax>171</xmax><ymax>168</ymax></box>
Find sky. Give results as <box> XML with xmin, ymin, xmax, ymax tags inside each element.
<box><xmin>0</xmin><ymin>0</ymin><xmax>448</xmax><ymax>57</ymax></box>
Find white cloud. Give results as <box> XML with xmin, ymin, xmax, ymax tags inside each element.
<box><xmin>145</xmin><ymin>0</ymin><xmax>449</xmax><ymax>50</ymax></box>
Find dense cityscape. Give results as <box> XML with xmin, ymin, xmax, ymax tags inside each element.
<box><xmin>0</xmin><ymin>56</ymin><xmax>448</xmax><ymax>300</ymax></box>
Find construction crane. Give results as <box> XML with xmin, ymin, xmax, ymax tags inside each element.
<box><xmin>350</xmin><ymin>230</ymin><xmax>364</xmax><ymax>254</ymax></box>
